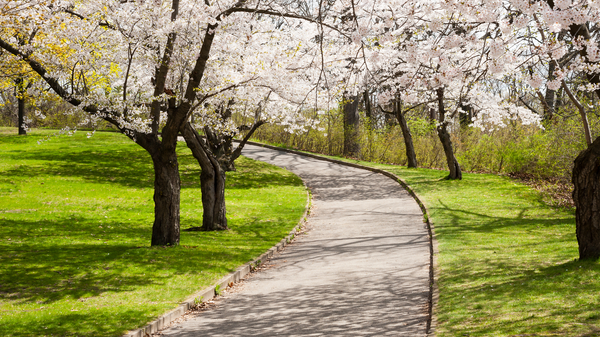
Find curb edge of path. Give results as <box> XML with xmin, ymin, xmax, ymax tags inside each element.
<box><xmin>122</xmin><ymin>180</ymin><xmax>312</xmax><ymax>337</ymax></box>
<box><xmin>242</xmin><ymin>140</ymin><xmax>439</xmax><ymax>336</ymax></box>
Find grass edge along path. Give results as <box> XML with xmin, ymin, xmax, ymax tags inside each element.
<box><xmin>246</xmin><ymin>140</ymin><xmax>600</xmax><ymax>337</ymax></box>
<box><xmin>0</xmin><ymin>128</ymin><xmax>308</xmax><ymax>337</ymax></box>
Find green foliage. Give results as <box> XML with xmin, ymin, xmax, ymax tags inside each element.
<box><xmin>0</xmin><ymin>127</ymin><xmax>306</xmax><ymax>337</ymax></box>
<box><xmin>454</xmin><ymin>116</ymin><xmax>595</xmax><ymax>182</ymax></box>
<box><xmin>254</xmin><ymin>108</ymin><xmax>600</xmax><ymax>184</ymax></box>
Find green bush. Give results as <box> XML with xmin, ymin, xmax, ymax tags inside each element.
<box><xmin>254</xmin><ymin>108</ymin><xmax>599</xmax><ymax>185</ymax></box>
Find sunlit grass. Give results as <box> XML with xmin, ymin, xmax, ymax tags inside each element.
<box><xmin>0</xmin><ymin>127</ymin><xmax>306</xmax><ymax>337</ymax></box>
<box><xmin>296</xmin><ymin>151</ymin><xmax>599</xmax><ymax>337</ymax></box>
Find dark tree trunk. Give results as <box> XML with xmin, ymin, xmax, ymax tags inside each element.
<box><xmin>436</xmin><ymin>88</ymin><xmax>462</xmax><ymax>180</ymax></box>
<box><xmin>394</xmin><ymin>100</ymin><xmax>418</xmax><ymax>168</ymax></box>
<box><xmin>573</xmin><ymin>135</ymin><xmax>600</xmax><ymax>260</ymax></box>
<box><xmin>544</xmin><ymin>89</ymin><xmax>556</xmax><ymax>121</ymax></box>
<box><xmin>16</xmin><ymin>79</ymin><xmax>26</xmax><ymax>135</ymax></box>
<box><xmin>363</xmin><ymin>90</ymin><xmax>372</xmax><ymax>120</ymax></box>
<box><xmin>429</xmin><ymin>108</ymin><xmax>437</xmax><ymax>122</ymax></box>
<box><xmin>343</xmin><ymin>94</ymin><xmax>360</xmax><ymax>157</ymax></box>
<box><xmin>459</xmin><ymin>103</ymin><xmax>473</xmax><ymax>127</ymax></box>
<box><xmin>18</xmin><ymin>95</ymin><xmax>25</xmax><ymax>135</ymax></box>
<box><xmin>149</xmin><ymin>148</ymin><xmax>181</xmax><ymax>246</ymax></box>
<box><xmin>543</xmin><ymin>61</ymin><xmax>557</xmax><ymax>121</ymax></box>
<box><xmin>437</xmin><ymin>124</ymin><xmax>462</xmax><ymax>180</ymax></box>
<box><xmin>200</xmin><ymin>167</ymin><xmax>227</xmax><ymax>231</ymax></box>
<box><xmin>181</xmin><ymin>122</ymin><xmax>228</xmax><ymax>231</ymax></box>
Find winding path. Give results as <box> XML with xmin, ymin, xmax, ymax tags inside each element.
<box><xmin>163</xmin><ymin>144</ymin><xmax>431</xmax><ymax>336</ymax></box>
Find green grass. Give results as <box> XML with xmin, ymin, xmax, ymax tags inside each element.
<box><xmin>0</xmin><ymin>127</ymin><xmax>307</xmax><ymax>337</ymax></box>
<box><xmin>295</xmin><ymin>152</ymin><xmax>600</xmax><ymax>336</ymax></box>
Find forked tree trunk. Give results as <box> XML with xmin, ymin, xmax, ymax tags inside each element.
<box><xmin>436</xmin><ymin>88</ymin><xmax>462</xmax><ymax>180</ymax></box>
<box><xmin>150</xmin><ymin>149</ymin><xmax>181</xmax><ymax>246</ymax></box>
<box><xmin>200</xmin><ymin>162</ymin><xmax>227</xmax><ymax>231</ymax></box>
<box><xmin>343</xmin><ymin>95</ymin><xmax>360</xmax><ymax>157</ymax></box>
<box><xmin>394</xmin><ymin>100</ymin><xmax>418</xmax><ymax>168</ymax></box>
<box><xmin>573</xmin><ymin>135</ymin><xmax>600</xmax><ymax>260</ymax></box>
<box><xmin>181</xmin><ymin>122</ymin><xmax>228</xmax><ymax>231</ymax></box>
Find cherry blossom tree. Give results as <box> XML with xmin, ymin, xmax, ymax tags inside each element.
<box><xmin>321</xmin><ymin>0</ymin><xmax>543</xmax><ymax>179</ymax></box>
<box><xmin>0</xmin><ymin>0</ymin><xmax>327</xmax><ymax>244</ymax></box>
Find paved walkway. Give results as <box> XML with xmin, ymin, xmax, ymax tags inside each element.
<box><xmin>163</xmin><ymin>144</ymin><xmax>430</xmax><ymax>336</ymax></box>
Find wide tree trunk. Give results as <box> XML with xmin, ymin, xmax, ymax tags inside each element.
<box><xmin>150</xmin><ymin>149</ymin><xmax>181</xmax><ymax>246</ymax></box>
<box><xmin>436</xmin><ymin>88</ymin><xmax>462</xmax><ymax>180</ymax></box>
<box><xmin>200</xmin><ymin>165</ymin><xmax>227</xmax><ymax>231</ymax></box>
<box><xmin>181</xmin><ymin>122</ymin><xmax>228</xmax><ymax>231</ymax></box>
<box><xmin>573</xmin><ymin>136</ymin><xmax>600</xmax><ymax>259</ymax></box>
<box><xmin>343</xmin><ymin>94</ymin><xmax>360</xmax><ymax>157</ymax></box>
<box><xmin>394</xmin><ymin>100</ymin><xmax>418</xmax><ymax>168</ymax></box>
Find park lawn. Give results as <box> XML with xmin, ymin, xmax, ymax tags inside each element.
<box><xmin>0</xmin><ymin>128</ymin><xmax>307</xmax><ymax>337</ymax></box>
<box><xmin>307</xmin><ymin>153</ymin><xmax>600</xmax><ymax>336</ymax></box>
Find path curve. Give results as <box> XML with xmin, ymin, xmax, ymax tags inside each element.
<box><xmin>163</xmin><ymin>144</ymin><xmax>430</xmax><ymax>336</ymax></box>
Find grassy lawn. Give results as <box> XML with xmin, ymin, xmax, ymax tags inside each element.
<box><xmin>0</xmin><ymin>128</ymin><xmax>307</xmax><ymax>337</ymax></box>
<box><xmin>295</xmin><ymin>152</ymin><xmax>600</xmax><ymax>336</ymax></box>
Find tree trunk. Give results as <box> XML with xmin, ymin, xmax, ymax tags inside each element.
<box><xmin>459</xmin><ymin>103</ymin><xmax>473</xmax><ymax>127</ymax></box>
<box><xmin>437</xmin><ymin>124</ymin><xmax>462</xmax><ymax>180</ymax></box>
<box><xmin>436</xmin><ymin>88</ymin><xmax>462</xmax><ymax>180</ymax></box>
<box><xmin>16</xmin><ymin>80</ymin><xmax>26</xmax><ymax>135</ymax></box>
<box><xmin>343</xmin><ymin>94</ymin><xmax>360</xmax><ymax>157</ymax></box>
<box><xmin>363</xmin><ymin>91</ymin><xmax>373</xmax><ymax>161</ymax></box>
<box><xmin>363</xmin><ymin>90</ymin><xmax>372</xmax><ymax>120</ymax></box>
<box><xmin>429</xmin><ymin>108</ymin><xmax>437</xmax><ymax>122</ymax></box>
<box><xmin>543</xmin><ymin>61</ymin><xmax>556</xmax><ymax>121</ymax></box>
<box><xmin>200</xmin><ymin>165</ymin><xmax>227</xmax><ymax>231</ymax></box>
<box><xmin>181</xmin><ymin>122</ymin><xmax>228</xmax><ymax>231</ymax></box>
<box><xmin>573</xmin><ymin>135</ymin><xmax>600</xmax><ymax>260</ymax></box>
<box><xmin>18</xmin><ymin>95</ymin><xmax>25</xmax><ymax>135</ymax></box>
<box><xmin>562</xmin><ymin>80</ymin><xmax>592</xmax><ymax>146</ymax></box>
<box><xmin>394</xmin><ymin>100</ymin><xmax>418</xmax><ymax>168</ymax></box>
<box><xmin>150</xmin><ymin>149</ymin><xmax>181</xmax><ymax>246</ymax></box>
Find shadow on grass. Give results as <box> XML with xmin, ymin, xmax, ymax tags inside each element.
<box><xmin>226</xmin><ymin>156</ymin><xmax>303</xmax><ymax>190</ymax></box>
<box><xmin>434</xmin><ymin>199</ymin><xmax>574</xmax><ymax>232</ymax></box>
<box><xmin>0</xmin><ymin>308</ymin><xmax>157</xmax><ymax>337</ymax></box>
<box><xmin>428</xmin><ymin>198</ymin><xmax>598</xmax><ymax>336</ymax></box>
<box><xmin>0</xmin><ymin>213</ymin><xmax>297</xmax><ymax>306</ymax></box>
<box><xmin>1</xmin><ymin>145</ymin><xmax>302</xmax><ymax>191</ymax></box>
<box><xmin>1</xmin><ymin>217</ymin><xmax>164</xmax><ymax>304</ymax></box>
<box><xmin>1</xmin><ymin>148</ymin><xmax>155</xmax><ymax>188</ymax></box>
<box><xmin>439</xmin><ymin>256</ymin><xmax>600</xmax><ymax>336</ymax></box>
